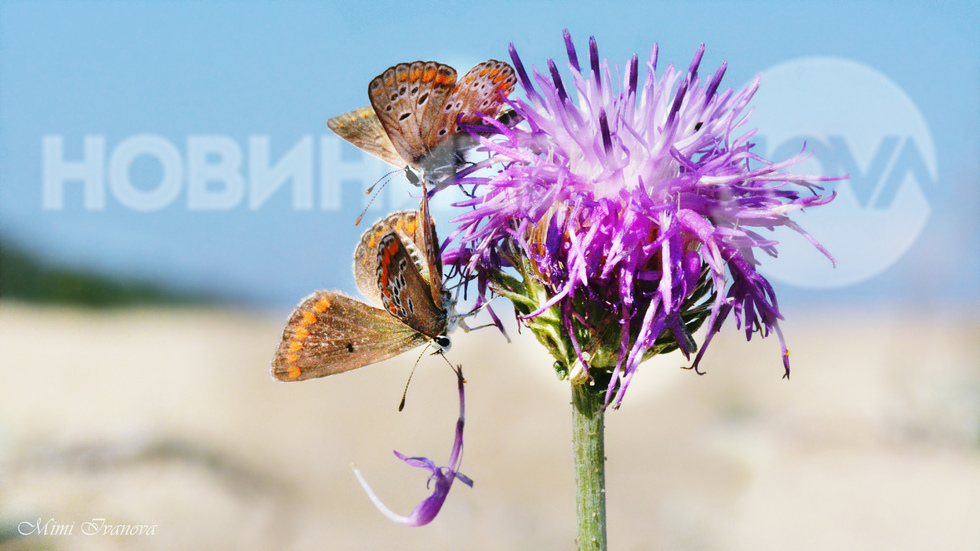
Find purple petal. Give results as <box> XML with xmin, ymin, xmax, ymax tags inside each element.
<box><xmin>352</xmin><ymin>369</ymin><xmax>469</xmax><ymax>526</ymax></box>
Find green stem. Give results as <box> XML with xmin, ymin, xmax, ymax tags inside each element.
<box><xmin>571</xmin><ymin>382</ymin><xmax>607</xmax><ymax>551</ymax></box>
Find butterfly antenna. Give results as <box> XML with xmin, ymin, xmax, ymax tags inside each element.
<box><xmin>356</xmin><ymin>167</ymin><xmax>425</xmax><ymax>225</ymax></box>
<box><xmin>355</xmin><ymin>170</ymin><xmax>400</xmax><ymax>226</ymax></box>
<box><xmin>398</xmin><ymin>345</ymin><xmax>430</xmax><ymax>411</ymax></box>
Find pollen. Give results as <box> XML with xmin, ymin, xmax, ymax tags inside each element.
<box><xmin>287</xmin><ymin>365</ymin><xmax>301</xmax><ymax>379</ymax></box>
<box><xmin>314</xmin><ymin>296</ymin><xmax>331</xmax><ymax>312</ymax></box>
<box><xmin>300</xmin><ymin>311</ymin><xmax>317</xmax><ymax>325</ymax></box>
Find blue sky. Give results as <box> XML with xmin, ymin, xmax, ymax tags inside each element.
<box><xmin>1</xmin><ymin>1</ymin><xmax>977</xmax><ymax>309</ymax></box>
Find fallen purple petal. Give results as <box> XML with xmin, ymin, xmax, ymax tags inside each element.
<box><xmin>351</xmin><ymin>368</ymin><xmax>470</xmax><ymax>526</ymax></box>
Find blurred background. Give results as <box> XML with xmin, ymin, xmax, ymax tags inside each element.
<box><xmin>1</xmin><ymin>1</ymin><xmax>977</xmax><ymax>549</ymax></box>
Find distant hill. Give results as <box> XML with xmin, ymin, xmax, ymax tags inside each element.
<box><xmin>0</xmin><ymin>240</ymin><xmax>219</xmax><ymax>307</ymax></box>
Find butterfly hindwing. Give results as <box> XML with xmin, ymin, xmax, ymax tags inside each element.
<box><xmin>436</xmin><ymin>59</ymin><xmax>518</xmax><ymax>132</ymax></box>
<box><xmin>272</xmin><ymin>291</ymin><xmax>428</xmax><ymax>381</ymax></box>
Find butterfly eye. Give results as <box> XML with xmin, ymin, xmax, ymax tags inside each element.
<box><xmin>434</xmin><ymin>335</ymin><xmax>451</xmax><ymax>352</ymax></box>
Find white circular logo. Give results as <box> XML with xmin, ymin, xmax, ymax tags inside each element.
<box><xmin>749</xmin><ymin>57</ymin><xmax>937</xmax><ymax>288</ymax></box>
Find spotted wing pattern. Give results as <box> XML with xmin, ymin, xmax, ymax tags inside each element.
<box><xmin>433</xmin><ymin>59</ymin><xmax>517</xmax><ymax>132</ymax></box>
<box><xmin>353</xmin><ymin>210</ymin><xmax>432</xmax><ymax>308</ymax></box>
<box><xmin>271</xmin><ymin>291</ymin><xmax>427</xmax><ymax>381</ymax></box>
<box><xmin>375</xmin><ymin>229</ymin><xmax>447</xmax><ymax>339</ymax></box>
<box><xmin>368</xmin><ymin>61</ymin><xmax>458</xmax><ymax>168</ymax></box>
<box><xmin>328</xmin><ymin>60</ymin><xmax>518</xmax><ymax>188</ymax></box>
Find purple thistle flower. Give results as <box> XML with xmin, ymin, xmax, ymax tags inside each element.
<box><xmin>445</xmin><ymin>30</ymin><xmax>841</xmax><ymax>407</ymax></box>
<box><xmin>353</xmin><ymin>369</ymin><xmax>472</xmax><ymax>526</ymax></box>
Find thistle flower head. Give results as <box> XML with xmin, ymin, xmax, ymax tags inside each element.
<box><xmin>445</xmin><ymin>30</ymin><xmax>839</xmax><ymax>407</ymax></box>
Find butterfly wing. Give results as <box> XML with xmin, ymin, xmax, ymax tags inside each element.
<box><xmin>354</xmin><ymin>210</ymin><xmax>433</xmax><ymax>305</ymax></box>
<box><xmin>272</xmin><ymin>291</ymin><xmax>428</xmax><ymax>382</ymax></box>
<box><xmin>415</xmin><ymin>60</ymin><xmax>518</xmax><ymax>186</ymax></box>
<box><xmin>376</xmin><ymin>227</ymin><xmax>447</xmax><ymax>339</ymax></box>
<box><xmin>326</xmin><ymin>106</ymin><xmax>406</xmax><ymax>167</ymax></box>
<box><xmin>416</xmin><ymin>181</ymin><xmax>445</xmax><ymax>311</ymax></box>
<box><xmin>451</xmin><ymin>59</ymin><xmax>518</xmax><ymax>125</ymax></box>
<box><xmin>430</xmin><ymin>59</ymin><xmax>517</xmax><ymax>136</ymax></box>
<box><xmin>369</xmin><ymin>61</ymin><xmax>458</xmax><ymax>167</ymax></box>
<box><xmin>356</xmin><ymin>204</ymin><xmax>445</xmax><ymax>313</ymax></box>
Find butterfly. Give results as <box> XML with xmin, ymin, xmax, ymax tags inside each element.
<box><xmin>327</xmin><ymin>59</ymin><xmax>518</xmax><ymax>186</ymax></box>
<box><xmin>271</xmin><ymin>186</ymin><xmax>455</xmax><ymax>381</ymax></box>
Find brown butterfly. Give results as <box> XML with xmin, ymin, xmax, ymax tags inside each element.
<box><xmin>327</xmin><ymin>59</ymin><xmax>518</xmax><ymax>186</ymax></box>
<box><xmin>271</xmin><ymin>186</ymin><xmax>454</xmax><ymax>381</ymax></box>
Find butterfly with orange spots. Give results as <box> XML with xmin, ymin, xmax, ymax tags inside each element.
<box><xmin>327</xmin><ymin>60</ymin><xmax>518</xmax><ymax>187</ymax></box>
<box><xmin>271</xmin><ymin>183</ymin><xmax>456</xmax><ymax>381</ymax></box>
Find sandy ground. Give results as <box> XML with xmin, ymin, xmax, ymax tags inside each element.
<box><xmin>0</xmin><ymin>302</ymin><xmax>978</xmax><ymax>550</ymax></box>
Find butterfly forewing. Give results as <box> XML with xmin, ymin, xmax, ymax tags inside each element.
<box><xmin>369</xmin><ymin>61</ymin><xmax>457</xmax><ymax>168</ymax></box>
<box><xmin>376</xmin><ymin>227</ymin><xmax>447</xmax><ymax>339</ymax></box>
<box><xmin>272</xmin><ymin>291</ymin><xmax>428</xmax><ymax>381</ymax></box>
<box><xmin>326</xmin><ymin>106</ymin><xmax>404</xmax><ymax>167</ymax></box>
